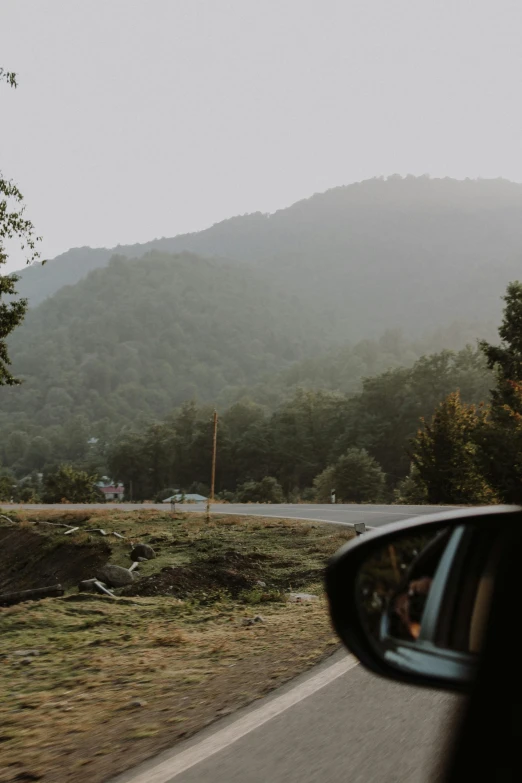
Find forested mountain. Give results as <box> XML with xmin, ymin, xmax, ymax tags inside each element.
<box><xmin>2</xmin><ymin>175</ymin><xmax>518</xmax><ymax>486</ymax></box>
<box><xmin>226</xmin><ymin>320</ymin><xmax>498</xmax><ymax>408</ymax></box>
<box><xmin>0</xmin><ymin>245</ymin><xmax>495</xmax><ymax>478</ymax></box>
<box><xmin>14</xmin><ymin>176</ymin><xmax>522</xmax><ymax>339</ymax></box>
<box><xmin>0</xmin><ymin>251</ymin><xmax>329</xmax><ymax>469</ymax></box>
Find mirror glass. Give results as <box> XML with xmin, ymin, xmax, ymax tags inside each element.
<box><xmin>356</xmin><ymin>524</ymin><xmax>500</xmax><ymax>681</ymax></box>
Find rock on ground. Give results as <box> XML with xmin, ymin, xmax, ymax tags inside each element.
<box><xmin>130</xmin><ymin>544</ymin><xmax>156</xmax><ymax>561</ymax></box>
<box><xmin>287</xmin><ymin>592</ymin><xmax>318</xmax><ymax>603</ymax></box>
<box><xmin>95</xmin><ymin>564</ymin><xmax>135</xmax><ymax>587</ymax></box>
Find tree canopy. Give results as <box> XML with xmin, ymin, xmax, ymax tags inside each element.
<box><xmin>0</xmin><ymin>68</ymin><xmax>41</xmax><ymax>384</ymax></box>
<box><xmin>405</xmin><ymin>282</ymin><xmax>522</xmax><ymax>504</ymax></box>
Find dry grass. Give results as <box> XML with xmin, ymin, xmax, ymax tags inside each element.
<box><xmin>0</xmin><ymin>510</ymin><xmax>353</xmax><ymax>783</ymax></box>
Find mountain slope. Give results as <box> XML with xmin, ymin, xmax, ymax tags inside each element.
<box><xmin>0</xmin><ymin>252</ymin><xmax>327</xmax><ymax>444</ymax></box>
<box><xmin>14</xmin><ymin>177</ymin><xmax>522</xmax><ymax>337</ymax></box>
<box><xmin>14</xmin><ymin>177</ymin><xmax>522</xmax><ymax>340</ymax></box>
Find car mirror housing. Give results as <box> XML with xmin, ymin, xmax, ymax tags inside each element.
<box><xmin>325</xmin><ymin>506</ymin><xmax>522</xmax><ymax>692</ymax></box>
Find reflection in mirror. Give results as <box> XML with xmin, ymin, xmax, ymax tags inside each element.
<box><xmin>356</xmin><ymin>524</ymin><xmax>501</xmax><ymax>681</ymax></box>
<box><xmin>358</xmin><ymin>528</ymin><xmax>449</xmax><ymax>646</ymax></box>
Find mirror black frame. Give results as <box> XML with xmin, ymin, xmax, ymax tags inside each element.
<box><xmin>325</xmin><ymin>505</ymin><xmax>522</xmax><ymax>693</ymax></box>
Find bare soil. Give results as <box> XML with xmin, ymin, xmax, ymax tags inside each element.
<box><xmin>0</xmin><ymin>527</ymin><xmax>110</xmax><ymax>593</ymax></box>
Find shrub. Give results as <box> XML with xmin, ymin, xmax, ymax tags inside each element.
<box><xmin>42</xmin><ymin>465</ymin><xmax>103</xmax><ymax>504</ymax></box>
<box><xmin>313</xmin><ymin>449</ymin><xmax>386</xmax><ymax>503</ymax></box>
<box><xmin>235</xmin><ymin>476</ymin><xmax>284</xmax><ymax>503</ymax></box>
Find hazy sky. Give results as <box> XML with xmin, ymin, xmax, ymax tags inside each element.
<box><xmin>2</xmin><ymin>0</ymin><xmax>522</xmax><ymax>271</ymax></box>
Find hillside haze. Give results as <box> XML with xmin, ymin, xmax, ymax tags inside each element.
<box><xmin>0</xmin><ymin>175</ymin><xmax>516</xmax><ymax>481</ymax></box>
<box><xmin>14</xmin><ymin>176</ymin><xmax>522</xmax><ymax>338</ymax></box>
<box><xmin>1</xmin><ymin>252</ymin><xmax>327</xmax><ymax>441</ymax></box>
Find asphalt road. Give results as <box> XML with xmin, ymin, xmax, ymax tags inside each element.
<box><xmin>186</xmin><ymin>502</ymin><xmax>460</xmax><ymax>529</ymax></box>
<box><xmin>114</xmin><ymin>651</ymin><xmax>459</xmax><ymax>783</ymax></box>
<box><xmin>6</xmin><ymin>501</ymin><xmax>461</xmax><ymax>781</ymax></box>
<box><xmin>1</xmin><ymin>502</ymin><xmax>459</xmax><ymax>530</ymax></box>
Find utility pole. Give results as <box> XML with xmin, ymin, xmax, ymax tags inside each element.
<box><xmin>206</xmin><ymin>410</ymin><xmax>218</xmax><ymax>523</ymax></box>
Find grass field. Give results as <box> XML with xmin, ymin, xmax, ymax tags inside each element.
<box><xmin>0</xmin><ymin>509</ymin><xmax>353</xmax><ymax>783</ymax></box>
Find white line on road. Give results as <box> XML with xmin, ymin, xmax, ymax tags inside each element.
<box><xmin>203</xmin><ymin>510</ymin><xmax>377</xmax><ymax>529</ymax></box>
<box><xmin>193</xmin><ymin>507</ymin><xmax>427</xmax><ymax>518</ymax></box>
<box><xmin>123</xmin><ymin>655</ymin><xmax>358</xmax><ymax>783</ymax></box>
<box><xmin>182</xmin><ymin>507</ymin><xmax>436</xmax><ymax>524</ymax></box>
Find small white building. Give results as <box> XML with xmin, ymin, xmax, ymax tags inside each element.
<box><xmin>98</xmin><ymin>483</ymin><xmax>125</xmax><ymax>501</ymax></box>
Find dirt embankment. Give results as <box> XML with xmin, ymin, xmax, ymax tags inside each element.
<box><xmin>0</xmin><ymin>527</ymin><xmax>110</xmax><ymax>593</ymax></box>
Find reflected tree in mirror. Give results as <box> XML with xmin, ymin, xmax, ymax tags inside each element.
<box><xmin>357</xmin><ymin>529</ymin><xmax>447</xmax><ymax>646</ymax></box>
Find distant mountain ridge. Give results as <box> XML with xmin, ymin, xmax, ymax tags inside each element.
<box><xmin>14</xmin><ymin>177</ymin><xmax>522</xmax><ymax>334</ymax></box>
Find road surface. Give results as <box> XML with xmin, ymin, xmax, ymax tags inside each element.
<box><xmin>2</xmin><ymin>502</ymin><xmax>459</xmax><ymax>530</ymax></box>
<box><xmin>5</xmin><ymin>501</ymin><xmax>461</xmax><ymax>781</ymax></box>
<box><xmin>113</xmin><ymin>650</ymin><xmax>459</xmax><ymax>783</ymax></box>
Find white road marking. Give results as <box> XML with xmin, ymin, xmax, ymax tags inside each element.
<box><xmin>216</xmin><ymin>511</ymin><xmax>377</xmax><ymax>529</ymax></box>
<box><xmin>185</xmin><ymin>506</ymin><xmax>429</xmax><ymax>519</ymax></box>
<box><xmin>182</xmin><ymin>508</ymin><xmax>415</xmax><ymax>528</ymax></box>
<box><xmin>125</xmin><ymin>655</ymin><xmax>358</xmax><ymax>783</ymax></box>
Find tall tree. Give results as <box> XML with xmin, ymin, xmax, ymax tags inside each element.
<box><xmin>337</xmin><ymin>347</ymin><xmax>491</xmax><ymax>483</ymax></box>
<box><xmin>478</xmin><ymin>282</ymin><xmax>522</xmax><ymax>501</ymax></box>
<box><xmin>409</xmin><ymin>391</ymin><xmax>495</xmax><ymax>505</ymax></box>
<box><xmin>270</xmin><ymin>389</ymin><xmax>347</xmax><ymax>492</ymax></box>
<box><xmin>1</xmin><ymin>68</ymin><xmax>41</xmax><ymax>384</ymax></box>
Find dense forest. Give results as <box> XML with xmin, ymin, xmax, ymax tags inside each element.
<box><xmin>3</xmin><ymin>176</ymin><xmax>522</xmax><ymax>504</ymax></box>
<box><xmin>0</xmin><ymin>251</ymin><xmax>326</xmax><ymax>451</ymax></box>
<box><xmin>0</xmin><ymin>341</ymin><xmax>492</xmax><ymax>502</ymax></box>
<box><xmin>13</xmin><ymin>295</ymin><xmax>517</xmax><ymax>508</ymax></box>
<box><xmin>101</xmin><ymin>346</ymin><xmax>491</xmax><ymax>502</ymax></box>
<box><xmin>0</xmin><ymin>250</ymin><xmax>494</xmax><ymax>481</ymax></box>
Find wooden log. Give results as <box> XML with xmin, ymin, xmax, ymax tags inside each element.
<box><xmin>0</xmin><ymin>514</ymin><xmax>14</xmax><ymax>525</ymax></box>
<box><xmin>64</xmin><ymin>527</ymin><xmax>80</xmax><ymax>535</ymax></box>
<box><xmin>129</xmin><ymin>562</ymin><xmax>139</xmax><ymax>572</ymax></box>
<box><xmin>86</xmin><ymin>528</ymin><xmax>107</xmax><ymax>536</ymax></box>
<box><xmin>0</xmin><ymin>584</ymin><xmax>64</xmax><ymax>606</ymax></box>
<box><xmin>111</xmin><ymin>532</ymin><xmax>126</xmax><ymax>539</ymax></box>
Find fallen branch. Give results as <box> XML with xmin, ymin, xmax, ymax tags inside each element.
<box><xmin>93</xmin><ymin>580</ymin><xmax>115</xmax><ymax>598</ymax></box>
<box><xmin>2</xmin><ymin>514</ymin><xmax>126</xmax><ymax>544</ymax></box>
<box><xmin>0</xmin><ymin>584</ymin><xmax>64</xmax><ymax>606</ymax></box>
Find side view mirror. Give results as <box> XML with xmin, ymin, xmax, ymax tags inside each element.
<box><xmin>325</xmin><ymin>506</ymin><xmax>521</xmax><ymax>692</ymax></box>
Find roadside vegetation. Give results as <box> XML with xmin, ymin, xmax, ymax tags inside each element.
<box><xmin>0</xmin><ymin>346</ymin><xmax>492</xmax><ymax>505</ymax></box>
<box><xmin>3</xmin><ymin>278</ymin><xmax>521</xmax><ymax>509</ymax></box>
<box><xmin>400</xmin><ymin>282</ymin><xmax>522</xmax><ymax>504</ymax></box>
<box><xmin>0</xmin><ymin>509</ymin><xmax>353</xmax><ymax>783</ymax></box>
